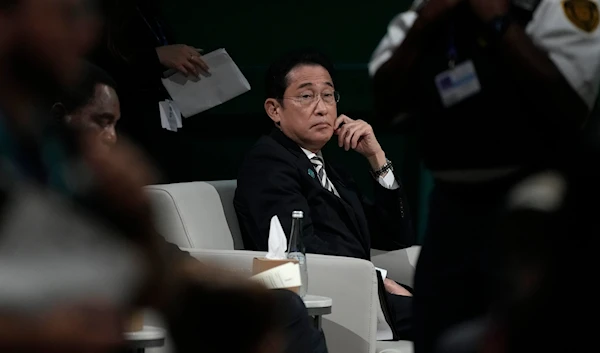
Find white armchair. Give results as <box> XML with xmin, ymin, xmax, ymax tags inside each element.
<box><xmin>145</xmin><ymin>181</ymin><xmax>418</xmax><ymax>353</ymax></box>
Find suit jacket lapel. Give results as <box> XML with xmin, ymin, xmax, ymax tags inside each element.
<box><xmin>269</xmin><ymin>129</ymin><xmax>370</xmax><ymax>253</ymax></box>
<box><xmin>325</xmin><ymin>163</ymin><xmax>371</xmax><ymax>253</ymax></box>
<box><xmin>269</xmin><ymin>129</ymin><xmax>325</xmax><ymax>192</ymax></box>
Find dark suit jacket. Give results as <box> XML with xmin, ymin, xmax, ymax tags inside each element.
<box><xmin>234</xmin><ymin>129</ymin><xmax>415</xmax><ymax>260</ymax></box>
<box><xmin>89</xmin><ymin>3</ymin><xmax>174</xmax><ymax>142</ymax></box>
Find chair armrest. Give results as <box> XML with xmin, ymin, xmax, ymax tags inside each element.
<box><xmin>370</xmin><ymin>246</ymin><xmax>421</xmax><ymax>287</ymax></box>
<box><xmin>184</xmin><ymin>249</ymin><xmax>378</xmax><ymax>353</ymax></box>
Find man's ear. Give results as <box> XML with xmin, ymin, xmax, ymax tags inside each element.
<box><xmin>51</xmin><ymin>103</ymin><xmax>69</xmax><ymax>122</ymax></box>
<box><xmin>264</xmin><ymin>98</ymin><xmax>282</xmax><ymax>127</ymax></box>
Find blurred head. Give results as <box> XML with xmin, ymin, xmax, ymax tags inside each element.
<box><xmin>53</xmin><ymin>63</ymin><xmax>120</xmax><ymax>150</ymax></box>
<box><xmin>0</xmin><ymin>0</ymin><xmax>99</xmax><ymax>99</ymax></box>
<box><xmin>264</xmin><ymin>50</ymin><xmax>339</xmax><ymax>152</ymax></box>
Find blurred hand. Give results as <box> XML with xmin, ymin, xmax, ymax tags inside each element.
<box><xmin>156</xmin><ymin>44</ymin><xmax>209</xmax><ymax>77</ymax></box>
<box><xmin>82</xmin><ymin>137</ymin><xmax>158</xmax><ymax>214</ymax></box>
<box><xmin>80</xmin><ymin>137</ymin><xmax>175</xmax><ymax>309</ymax></box>
<box><xmin>420</xmin><ymin>0</ymin><xmax>465</xmax><ymax>23</ymax></box>
<box><xmin>38</xmin><ymin>300</ymin><xmax>124</xmax><ymax>353</ymax></box>
<box><xmin>0</xmin><ymin>301</ymin><xmax>123</xmax><ymax>353</ymax></box>
<box><xmin>384</xmin><ymin>279</ymin><xmax>413</xmax><ymax>297</ymax></box>
<box><xmin>469</xmin><ymin>0</ymin><xmax>510</xmax><ymax>21</ymax></box>
<box><xmin>334</xmin><ymin>115</ymin><xmax>387</xmax><ymax>168</ymax></box>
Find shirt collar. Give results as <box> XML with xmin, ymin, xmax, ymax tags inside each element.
<box><xmin>300</xmin><ymin>147</ymin><xmax>324</xmax><ymax>162</ymax></box>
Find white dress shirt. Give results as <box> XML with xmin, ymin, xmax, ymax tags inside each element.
<box><xmin>300</xmin><ymin>148</ymin><xmax>400</xmax><ymax>192</ymax></box>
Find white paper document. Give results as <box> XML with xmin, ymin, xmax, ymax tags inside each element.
<box><xmin>251</xmin><ymin>262</ymin><xmax>302</xmax><ymax>289</ymax></box>
<box><xmin>171</xmin><ymin>101</ymin><xmax>182</xmax><ymax>128</ymax></box>
<box><xmin>376</xmin><ymin>267</ymin><xmax>393</xmax><ymax>340</ymax></box>
<box><xmin>161</xmin><ymin>48</ymin><xmax>251</xmax><ymax>117</ymax></box>
<box><xmin>375</xmin><ymin>267</ymin><xmax>388</xmax><ymax>280</ymax></box>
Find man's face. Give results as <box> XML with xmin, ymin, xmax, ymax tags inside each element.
<box><xmin>3</xmin><ymin>0</ymin><xmax>96</xmax><ymax>93</ymax></box>
<box><xmin>266</xmin><ymin>64</ymin><xmax>338</xmax><ymax>151</ymax></box>
<box><xmin>67</xmin><ymin>84</ymin><xmax>121</xmax><ymax>149</ymax></box>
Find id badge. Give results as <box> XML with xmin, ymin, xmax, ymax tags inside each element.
<box><xmin>159</xmin><ymin>100</ymin><xmax>178</xmax><ymax>132</ymax></box>
<box><xmin>168</xmin><ymin>100</ymin><xmax>182</xmax><ymax>128</ymax></box>
<box><xmin>435</xmin><ymin>60</ymin><xmax>481</xmax><ymax>107</ymax></box>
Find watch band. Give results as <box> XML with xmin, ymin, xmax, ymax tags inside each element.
<box><xmin>371</xmin><ymin>159</ymin><xmax>394</xmax><ymax>179</ymax></box>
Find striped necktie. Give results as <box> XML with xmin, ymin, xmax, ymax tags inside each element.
<box><xmin>311</xmin><ymin>156</ymin><xmax>338</xmax><ymax>196</ymax></box>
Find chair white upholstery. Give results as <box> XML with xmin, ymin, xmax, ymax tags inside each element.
<box><xmin>145</xmin><ymin>181</ymin><xmax>419</xmax><ymax>353</ymax></box>
<box><xmin>371</xmin><ymin>247</ymin><xmax>421</xmax><ymax>288</ymax></box>
<box><xmin>187</xmin><ymin>249</ymin><xmax>379</xmax><ymax>353</ymax></box>
<box><xmin>145</xmin><ymin>182</ymin><xmax>237</xmax><ymax>250</ymax></box>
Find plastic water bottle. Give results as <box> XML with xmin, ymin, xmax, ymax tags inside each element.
<box><xmin>287</xmin><ymin>210</ymin><xmax>308</xmax><ymax>297</ymax></box>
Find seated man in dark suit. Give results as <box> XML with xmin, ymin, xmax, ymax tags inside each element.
<box><xmin>234</xmin><ymin>49</ymin><xmax>416</xmax><ymax>340</ymax></box>
<box><xmin>54</xmin><ymin>62</ymin><xmax>328</xmax><ymax>353</ymax></box>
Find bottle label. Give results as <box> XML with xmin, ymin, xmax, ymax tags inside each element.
<box><xmin>288</xmin><ymin>252</ymin><xmax>305</xmax><ymax>265</ymax></box>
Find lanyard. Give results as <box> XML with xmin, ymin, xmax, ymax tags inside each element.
<box><xmin>136</xmin><ymin>6</ymin><xmax>169</xmax><ymax>46</ymax></box>
<box><xmin>447</xmin><ymin>22</ymin><xmax>458</xmax><ymax>69</ymax></box>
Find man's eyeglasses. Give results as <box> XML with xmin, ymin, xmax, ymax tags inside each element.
<box><xmin>282</xmin><ymin>91</ymin><xmax>340</xmax><ymax>106</ymax></box>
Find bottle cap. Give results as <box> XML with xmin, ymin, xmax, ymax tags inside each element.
<box><xmin>292</xmin><ymin>210</ymin><xmax>304</xmax><ymax>218</ymax></box>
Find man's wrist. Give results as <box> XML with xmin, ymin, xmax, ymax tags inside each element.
<box><xmin>367</xmin><ymin>151</ymin><xmax>387</xmax><ymax>171</ymax></box>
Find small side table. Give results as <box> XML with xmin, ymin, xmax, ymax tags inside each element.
<box><xmin>124</xmin><ymin>326</ymin><xmax>166</xmax><ymax>353</ymax></box>
<box><xmin>303</xmin><ymin>295</ymin><xmax>332</xmax><ymax>330</ymax></box>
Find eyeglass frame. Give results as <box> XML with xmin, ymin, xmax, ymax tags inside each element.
<box><xmin>280</xmin><ymin>90</ymin><xmax>341</xmax><ymax>106</ymax></box>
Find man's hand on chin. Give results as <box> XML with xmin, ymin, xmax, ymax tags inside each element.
<box><xmin>384</xmin><ymin>278</ymin><xmax>413</xmax><ymax>297</ymax></box>
<box><xmin>334</xmin><ymin>115</ymin><xmax>387</xmax><ymax>170</ymax></box>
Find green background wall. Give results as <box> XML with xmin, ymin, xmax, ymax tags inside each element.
<box><xmin>157</xmin><ymin>0</ymin><xmax>432</xmax><ymax>242</ymax></box>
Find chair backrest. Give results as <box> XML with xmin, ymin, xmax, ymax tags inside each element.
<box><xmin>145</xmin><ymin>180</ymin><xmax>244</xmax><ymax>250</ymax></box>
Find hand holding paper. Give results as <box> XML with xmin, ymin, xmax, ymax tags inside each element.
<box><xmin>157</xmin><ymin>44</ymin><xmax>209</xmax><ymax>77</ymax></box>
<box><xmin>161</xmin><ymin>48</ymin><xmax>251</xmax><ymax>117</ymax></box>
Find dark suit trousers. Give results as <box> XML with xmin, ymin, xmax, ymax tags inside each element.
<box><xmin>412</xmin><ymin>177</ymin><xmax>519</xmax><ymax>353</ymax></box>
<box><xmin>272</xmin><ymin>290</ymin><xmax>328</xmax><ymax>353</ymax></box>
<box><xmin>166</xmin><ymin>286</ymin><xmax>327</xmax><ymax>353</ymax></box>
<box><xmin>385</xmin><ymin>289</ymin><xmax>414</xmax><ymax>341</ymax></box>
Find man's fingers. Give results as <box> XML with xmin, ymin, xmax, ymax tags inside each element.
<box><xmin>176</xmin><ymin>64</ymin><xmax>190</xmax><ymax>76</ymax></box>
<box><xmin>338</xmin><ymin>114</ymin><xmax>353</xmax><ymax>122</ymax></box>
<box><xmin>337</xmin><ymin>126</ymin><xmax>348</xmax><ymax>147</ymax></box>
<box><xmin>337</xmin><ymin>123</ymin><xmax>356</xmax><ymax>148</ymax></box>
<box><xmin>184</xmin><ymin>46</ymin><xmax>210</xmax><ymax>71</ymax></box>
<box><xmin>182</xmin><ymin>61</ymin><xmax>198</xmax><ymax>76</ymax></box>
<box><xmin>337</xmin><ymin>123</ymin><xmax>351</xmax><ymax>146</ymax></box>
<box><xmin>334</xmin><ymin>114</ymin><xmax>354</xmax><ymax>130</ymax></box>
<box><xmin>351</xmin><ymin>126</ymin><xmax>367</xmax><ymax>149</ymax></box>
<box><xmin>334</xmin><ymin>116</ymin><xmax>346</xmax><ymax>130</ymax></box>
<box><xmin>344</xmin><ymin>126</ymin><xmax>359</xmax><ymax>151</ymax></box>
<box><xmin>190</xmin><ymin>56</ymin><xmax>210</xmax><ymax>73</ymax></box>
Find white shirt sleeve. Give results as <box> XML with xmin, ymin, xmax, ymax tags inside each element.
<box><xmin>377</xmin><ymin>171</ymin><xmax>400</xmax><ymax>190</ymax></box>
<box><xmin>368</xmin><ymin>10</ymin><xmax>419</xmax><ymax>77</ymax></box>
<box><xmin>526</xmin><ymin>0</ymin><xmax>600</xmax><ymax>109</ymax></box>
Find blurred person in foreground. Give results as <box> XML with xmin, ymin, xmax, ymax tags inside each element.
<box><xmin>435</xmin><ymin>141</ymin><xmax>600</xmax><ymax>353</ymax></box>
<box><xmin>0</xmin><ymin>1</ymin><xmax>279</xmax><ymax>353</ymax></box>
<box><xmin>234</xmin><ymin>49</ymin><xmax>416</xmax><ymax>340</ymax></box>
<box><xmin>480</xmin><ymin>144</ymin><xmax>599</xmax><ymax>353</ymax></box>
<box><xmin>90</xmin><ymin>0</ymin><xmax>210</xmax><ymax>182</ymax></box>
<box><xmin>54</xmin><ymin>62</ymin><xmax>329</xmax><ymax>353</ymax></box>
<box><xmin>369</xmin><ymin>0</ymin><xmax>600</xmax><ymax>351</ymax></box>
